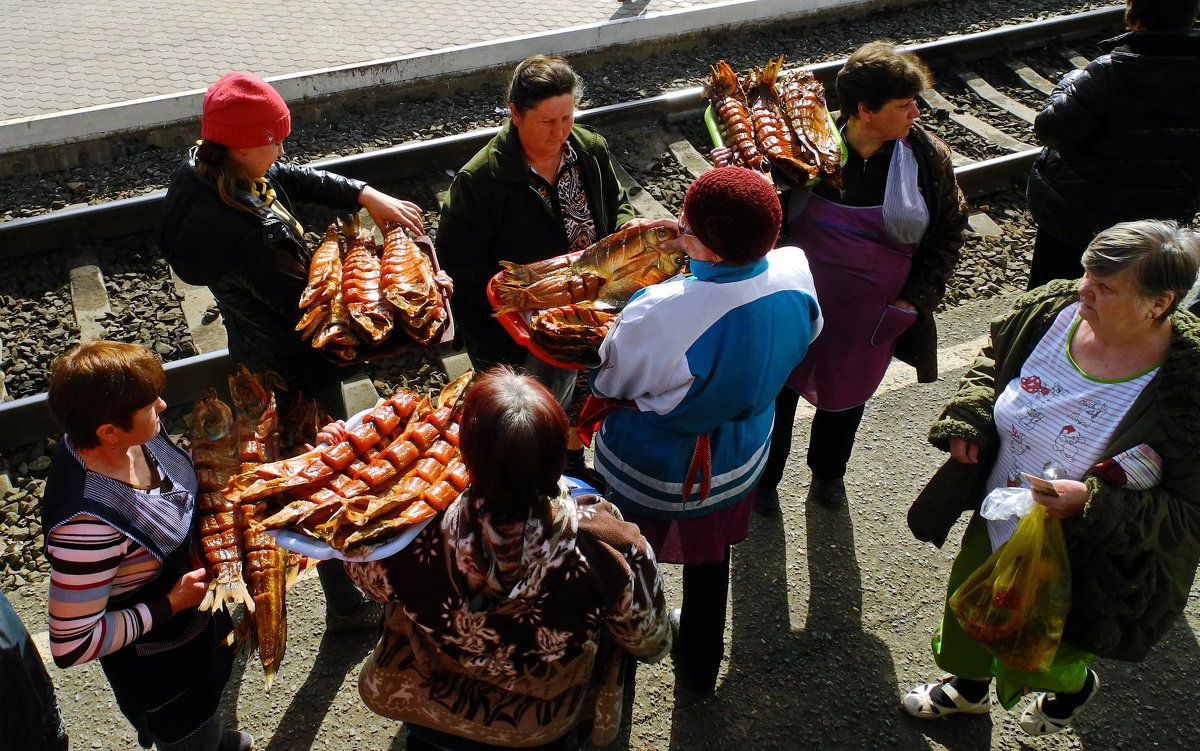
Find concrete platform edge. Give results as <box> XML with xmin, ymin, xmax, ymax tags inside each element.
<box><xmin>0</xmin><ymin>0</ymin><xmax>911</xmax><ymax>155</ymax></box>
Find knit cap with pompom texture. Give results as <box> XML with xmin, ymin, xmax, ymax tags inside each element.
<box><xmin>682</xmin><ymin>167</ymin><xmax>781</xmax><ymax>265</ymax></box>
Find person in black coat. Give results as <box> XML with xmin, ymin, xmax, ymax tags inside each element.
<box><xmin>155</xmin><ymin>72</ymin><xmax>431</xmax><ymax>632</ymax></box>
<box><xmin>1026</xmin><ymin>0</ymin><xmax>1200</xmax><ymax>288</ymax></box>
<box><xmin>155</xmin><ymin>71</ymin><xmax>428</xmax><ymax>399</ymax></box>
<box><xmin>1</xmin><ymin>589</ymin><xmax>68</xmax><ymax>751</ymax></box>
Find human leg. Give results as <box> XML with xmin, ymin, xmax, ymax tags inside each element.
<box><xmin>754</xmin><ymin>388</ymin><xmax>801</xmax><ymax>515</ymax></box>
<box><xmin>675</xmin><ymin>552</ymin><xmax>731</xmax><ymax>694</ymax></box>
<box><xmin>152</xmin><ymin>713</ymin><xmax>221</xmax><ymax>751</ymax></box>
<box><xmin>904</xmin><ymin>515</ymin><xmax>994</xmax><ymax>719</ymax></box>
<box><xmin>318</xmin><ymin>560</ymin><xmax>381</xmax><ymax>632</ymax></box>
<box><xmin>759</xmin><ymin>387</ymin><xmax>801</xmax><ymax>489</ymax></box>
<box><xmin>806</xmin><ymin>405</ymin><xmax>865</xmax><ymax>507</ymax></box>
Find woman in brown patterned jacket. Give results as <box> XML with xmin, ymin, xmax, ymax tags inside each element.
<box><xmin>345</xmin><ymin>367</ymin><xmax>670</xmax><ymax>750</ymax></box>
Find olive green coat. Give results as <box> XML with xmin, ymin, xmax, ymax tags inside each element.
<box><xmin>908</xmin><ymin>280</ymin><xmax>1200</xmax><ymax>661</ymax></box>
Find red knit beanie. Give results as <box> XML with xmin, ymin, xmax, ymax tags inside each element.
<box><xmin>683</xmin><ymin>167</ymin><xmax>781</xmax><ymax>264</ymax></box>
<box><xmin>201</xmin><ymin>72</ymin><xmax>291</xmax><ymax>148</ymax></box>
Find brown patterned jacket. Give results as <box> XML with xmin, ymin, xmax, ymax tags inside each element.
<box><xmin>346</xmin><ymin>483</ymin><xmax>670</xmax><ymax>746</ymax></box>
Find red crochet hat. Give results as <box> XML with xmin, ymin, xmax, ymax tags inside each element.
<box><xmin>682</xmin><ymin>167</ymin><xmax>781</xmax><ymax>264</ymax></box>
<box><xmin>201</xmin><ymin>72</ymin><xmax>291</xmax><ymax>148</ymax></box>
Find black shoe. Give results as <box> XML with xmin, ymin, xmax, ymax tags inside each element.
<box><xmin>752</xmin><ymin>485</ymin><xmax>780</xmax><ymax>516</ymax></box>
<box><xmin>674</xmin><ymin>657</ymin><xmax>719</xmax><ymax>696</ymax></box>
<box><xmin>810</xmin><ymin>477</ymin><xmax>846</xmax><ymax>508</ymax></box>
<box><xmin>325</xmin><ymin>597</ymin><xmax>383</xmax><ymax>633</ymax></box>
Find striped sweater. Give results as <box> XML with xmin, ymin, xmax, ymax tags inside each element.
<box><xmin>41</xmin><ymin>431</ymin><xmax>198</xmax><ymax>669</ymax></box>
<box><xmin>47</xmin><ymin>518</ymin><xmax>170</xmax><ymax>668</ymax></box>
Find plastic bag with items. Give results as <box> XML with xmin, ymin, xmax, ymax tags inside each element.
<box><xmin>950</xmin><ymin>503</ymin><xmax>1071</xmax><ymax>672</ymax></box>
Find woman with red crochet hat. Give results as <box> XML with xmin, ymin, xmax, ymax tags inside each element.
<box><xmin>587</xmin><ymin>167</ymin><xmax>823</xmax><ymax>694</ymax></box>
<box><xmin>155</xmin><ymin>71</ymin><xmax>433</xmax><ymax>632</ymax></box>
<box><xmin>156</xmin><ymin>71</ymin><xmax>431</xmax><ymax>400</ymax></box>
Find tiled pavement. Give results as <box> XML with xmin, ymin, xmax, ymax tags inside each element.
<box><xmin>0</xmin><ymin>0</ymin><xmax>712</xmax><ymax>120</ymax></box>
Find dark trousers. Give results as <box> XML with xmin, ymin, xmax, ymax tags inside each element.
<box><xmin>1027</xmin><ymin>229</ymin><xmax>1085</xmax><ymax>290</ymax></box>
<box><xmin>317</xmin><ymin>560</ymin><xmax>365</xmax><ymax>615</ymax></box>
<box><xmin>760</xmin><ymin>388</ymin><xmax>866</xmax><ymax>487</ymax></box>
<box><xmin>677</xmin><ymin>553</ymin><xmax>731</xmax><ymax>690</ymax></box>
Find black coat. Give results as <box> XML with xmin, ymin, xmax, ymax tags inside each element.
<box><xmin>1027</xmin><ymin>29</ymin><xmax>1200</xmax><ymax>249</ymax></box>
<box><xmin>435</xmin><ymin>123</ymin><xmax>635</xmax><ymax>367</ymax></box>
<box><xmin>155</xmin><ymin>155</ymin><xmax>364</xmax><ymax>390</ymax></box>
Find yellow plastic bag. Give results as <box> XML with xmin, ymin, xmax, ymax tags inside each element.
<box><xmin>950</xmin><ymin>504</ymin><xmax>1071</xmax><ymax>672</ymax></box>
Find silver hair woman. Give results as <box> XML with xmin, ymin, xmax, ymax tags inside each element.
<box><xmin>904</xmin><ymin>219</ymin><xmax>1200</xmax><ymax>736</ymax></box>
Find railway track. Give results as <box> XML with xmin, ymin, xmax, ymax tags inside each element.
<box><xmin>0</xmin><ymin>7</ymin><xmax>1124</xmax><ymax>448</ymax></box>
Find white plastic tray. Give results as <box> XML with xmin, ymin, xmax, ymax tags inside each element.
<box><xmin>268</xmin><ymin>517</ymin><xmax>433</xmax><ymax>561</ymax></box>
<box><xmin>264</xmin><ymin>404</ymin><xmax>437</xmax><ymax>561</ymax></box>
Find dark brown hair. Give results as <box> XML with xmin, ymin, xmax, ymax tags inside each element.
<box><xmin>836</xmin><ymin>41</ymin><xmax>933</xmax><ymax>119</ymax></box>
<box><xmin>195</xmin><ymin>140</ymin><xmax>258</xmax><ymax>216</ymax></box>
<box><xmin>48</xmin><ymin>340</ymin><xmax>166</xmax><ymax>448</ymax></box>
<box><xmin>458</xmin><ymin>366</ymin><xmax>569</xmax><ymax>523</ymax></box>
<box><xmin>507</xmin><ymin>55</ymin><xmax>581</xmax><ymax>114</ymax></box>
<box><xmin>1125</xmin><ymin>0</ymin><xmax>1199</xmax><ymax>30</ymax></box>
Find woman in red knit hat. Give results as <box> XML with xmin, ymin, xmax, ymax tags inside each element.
<box><xmin>156</xmin><ymin>71</ymin><xmax>432</xmax><ymax>398</ymax></box>
<box><xmin>587</xmin><ymin>167</ymin><xmax>823</xmax><ymax>694</ymax></box>
<box><xmin>154</xmin><ymin>71</ymin><xmax>434</xmax><ymax>631</ymax></box>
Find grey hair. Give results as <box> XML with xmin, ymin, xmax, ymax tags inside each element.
<box><xmin>1082</xmin><ymin>219</ymin><xmax>1200</xmax><ymax>319</ymax></box>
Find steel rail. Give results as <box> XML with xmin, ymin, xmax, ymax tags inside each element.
<box><xmin>0</xmin><ymin>146</ymin><xmax>1051</xmax><ymax>448</ymax></box>
<box><xmin>0</xmin><ymin>6</ymin><xmax>1121</xmax><ymax>256</ymax></box>
<box><xmin>0</xmin><ymin>7</ymin><xmax>1124</xmax><ymax>446</ymax></box>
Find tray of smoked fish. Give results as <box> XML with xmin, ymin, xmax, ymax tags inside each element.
<box><xmin>486</xmin><ymin>250</ymin><xmax>592</xmax><ymax>371</ymax></box>
<box><xmin>264</xmin><ymin>404</ymin><xmax>437</xmax><ymax>561</ymax></box>
<box><xmin>298</xmin><ymin>223</ymin><xmax>456</xmax><ymax>367</ymax></box>
<box><xmin>269</xmin><ymin>518</ymin><xmax>433</xmax><ymax>561</ymax></box>
<box><xmin>486</xmin><ymin>226</ymin><xmax>683</xmax><ymax>371</ymax></box>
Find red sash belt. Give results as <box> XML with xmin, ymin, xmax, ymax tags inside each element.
<box><xmin>578</xmin><ymin>395</ymin><xmax>713</xmax><ymax>504</ymax></box>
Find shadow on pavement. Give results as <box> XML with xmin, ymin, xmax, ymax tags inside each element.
<box><xmin>1072</xmin><ymin>614</ymin><xmax>1200</xmax><ymax>748</ymax></box>
<box><xmin>260</xmin><ymin>628</ymin><xmax>374</xmax><ymax>751</ymax></box>
<box><xmin>664</xmin><ymin>492</ymin><xmax>950</xmax><ymax>750</ymax></box>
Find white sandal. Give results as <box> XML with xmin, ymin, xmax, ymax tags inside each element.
<box><xmin>902</xmin><ymin>675</ymin><xmax>991</xmax><ymax>719</ymax></box>
<box><xmin>1019</xmin><ymin>670</ymin><xmax>1100</xmax><ymax>736</ymax></box>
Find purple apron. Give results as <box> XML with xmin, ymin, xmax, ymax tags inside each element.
<box><xmin>786</xmin><ymin>194</ymin><xmax>917</xmax><ymax>410</ymax></box>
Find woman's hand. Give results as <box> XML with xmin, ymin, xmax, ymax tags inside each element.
<box><xmin>308</xmin><ymin>419</ymin><xmax>348</xmax><ymax>449</ymax></box>
<box><xmin>167</xmin><ymin>568</ymin><xmax>209</xmax><ymax>614</ymax></box>
<box><xmin>1032</xmin><ymin>479</ymin><xmax>1088</xmax><ymax>519</ymax></box>
<box><xmin>949</xmin><ymin>437</ymin><xmax>980</xmax><ymax>464</ymax></box>
<box><xmin>359</xmin><ymin>186</ymin><xmax>424</xmax><ymax>236</ymax></box>
<box><xmin>710</xmin><ymin>146</ymin><xmax>733</xmax><ymax>168</ymax></box>
<box><xmin>891</xmin><ymin>297</ymin><xmax>917</xmax><ymax>311</ymax></box>
<box><xmin>433</xmin><ymin>270</ymin><xmax>454</xmax><ymax>297</ymax></box>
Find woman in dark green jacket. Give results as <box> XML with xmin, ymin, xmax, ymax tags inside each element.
<box><xmin>903</xmin><ymin>220</ymin><xmax>1200</xmax><ymax>737</ymax></box>
<box><xmin>436</xmin><ymin>55</ymin><xmax>636</xmax><ymax>375</ymax></box>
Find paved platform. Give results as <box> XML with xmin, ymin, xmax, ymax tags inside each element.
<box><xmin>0</xmin><ymin>0</ymin><xmax>881</xmax><ymax>155</ymax></box>
<box><xmin>0</xmin><ymin>0</ymin><xmax>705</xmax><ymax>119</ymax></box>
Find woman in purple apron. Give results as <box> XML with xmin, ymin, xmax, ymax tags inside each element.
<box><xmin>754</xmin><ymin>42</ymin><xmax>967</xmax><ymax>511</ymax></box>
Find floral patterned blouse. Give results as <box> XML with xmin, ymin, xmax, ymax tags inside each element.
<box><xmin>345</xmin><ymin>482</ymin><xmax>670</xmax><ymax>747</ymax></box>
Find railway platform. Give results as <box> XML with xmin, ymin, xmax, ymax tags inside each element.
<box><xmin>0</xmin><ymin>0</ymin><xmax>876</xmax><ymax>157</ymax></box>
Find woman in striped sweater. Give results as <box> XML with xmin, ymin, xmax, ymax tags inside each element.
<box><xmin>40</xmin><ymin>341</ymin><xmax>250</xmax><ymax>751</ymax></box>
